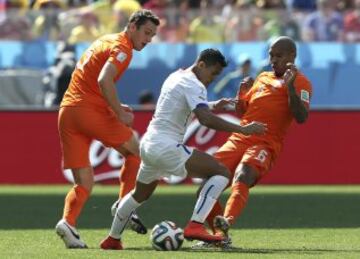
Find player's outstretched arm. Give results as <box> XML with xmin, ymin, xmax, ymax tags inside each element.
<box><xmin>193</xmin><ymin>106</ymin><xmax>267</xmax><ymax>135</ymax></box>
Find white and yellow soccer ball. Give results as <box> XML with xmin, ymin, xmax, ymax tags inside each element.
<box><xmin>150</xmin><ymin>220</ymin><xmax>184</xmax><ymax>251</ymax></box>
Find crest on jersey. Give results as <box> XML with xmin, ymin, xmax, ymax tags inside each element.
<box><xmin>116</xmin><ymin>52</ymin><xmax>127</xmax><ymax>63</ymax></box>
<box><xmin>300</xmin><ymin>90</ymin><xmax>310</xmax><ymax>103</ymax></box>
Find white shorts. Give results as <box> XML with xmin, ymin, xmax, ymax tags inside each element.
<box><xmin>137</xmin><ymin>139</ymin><xmax>194</xmax><ymax>184</ymax></box>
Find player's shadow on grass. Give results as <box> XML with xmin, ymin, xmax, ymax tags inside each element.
<box><xmin>181</xmin><ymin>247</ymin><xmax>360</xmax><ymax>255</ymax></box>
<box><xmin>122</xmin><ymin>246</ymin><xmax>360</xmax><ymax>255</ymax></box>
<box><xmin>0</xmin><ymin>192</ymin><xmax>359</xmax><ymax>229</ymax></box>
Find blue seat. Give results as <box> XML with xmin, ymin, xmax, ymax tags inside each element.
<box><xmin>330</xmin><ymin>64</ymin><xmax>360</xmax><ymax>107</ymax></box>
<box><xmin>14</xmin><ymin>40</ymin><xmax>48</xmax><ymax>69</ymax></box>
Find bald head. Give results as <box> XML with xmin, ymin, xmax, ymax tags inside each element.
<box><xmin>269</xmin><ymin>36</ymin><xmax>297</xmax><ymax>76</ymax></box>
<box><xmin>270</xmin><ymin>36</ymin><xmax>297</xmax><ymax>56</ymax></box>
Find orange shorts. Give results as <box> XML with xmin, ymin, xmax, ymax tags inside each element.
<box><xmin>214</xmin><ymin>138</ymin><xmax>277</xmax><ymax>184</ymax></box>
<box><xmin>58</xmin><ymin>106</ymin><xmax>133</xmax><ymax>169</ymax></box>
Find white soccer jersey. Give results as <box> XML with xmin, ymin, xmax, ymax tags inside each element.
<box><xmin>143</xmin><ymin>68</ymin><xmax>208</xmax><ymax>143</ymax></box>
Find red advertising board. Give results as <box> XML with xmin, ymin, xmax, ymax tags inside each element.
<box><xmin>1</xmin><ymin>110</ymin><xmax>359</xmax><ymax>184</ymax></box>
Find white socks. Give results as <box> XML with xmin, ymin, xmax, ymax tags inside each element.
<box><xmin>109</xmin><ymin>193</ymin><xmax>141</xmax><ymax>239</ymax></box>
<box><xmin>191</xmin><ymin>175</ymin><xmax>229</xmax><ymax>223</ymax></box>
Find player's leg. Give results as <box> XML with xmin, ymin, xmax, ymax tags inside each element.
<box><xmin>205</xmin><ymin>139</ymin><xmax>244</xmax><ymax>233</ymax></box>
<box><xmin>223</xmin><ymin>146</ymin><xmax>273</xmax><ymax>225</ymax></box>
<box><xmin>91</xmin><ymin>111</ymin><xmax>146</xmax><ymax>234</ymax></box>
<box><xmin>56</xmin><ymin>107</ymin><xmax>93</xmax><ymax>248</ymax></box>
<box><xmin>100</xmin><ymin>179</ymin><xmax>159</xmax><ymax>250</ymax></box>
<box><xmin>114</xmin><ymin>133</ymin><xmax>140</xmax><ymax>200</ymax></box>
<box><xmin>182</xmin><ymin>149</ymin><xmax>230</xmax><ymax>242</ymax></box>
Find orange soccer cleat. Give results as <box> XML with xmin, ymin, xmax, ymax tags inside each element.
<box><xmin>184</xmin><ymin>221</ymin><xmax>225</xmax><ymax>243</ymax></box>
<box><xmin>100</xmin><ymin>236</ymin><xmax>123</xmax><ymax>250</ymax></box>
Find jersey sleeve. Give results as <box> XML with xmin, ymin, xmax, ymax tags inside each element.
<box><xmin>294</xmin><ymin>74</ymin><xmax>312</xmax><ymax>109</ymax></box>
<box><xmin>108</xmin><ymin>46</ymin><xmax>132</xmax><ymax>79</ymax></box>
<box><xmin>183</xmin><ymin>83</ymin><xmax>208</xmax><ymax>111</ymax></box>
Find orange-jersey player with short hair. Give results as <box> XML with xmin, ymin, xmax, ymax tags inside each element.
<box><xmin>55</xmin><ymin>9</ymin><xmax>159</xmax><ymax>249</ymax></box>
<box><xmin>203</xmin><ymin>36</ymin><xmax>313</xmax><ymax>247</ymax></box>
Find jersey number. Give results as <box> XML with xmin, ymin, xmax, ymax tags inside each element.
<box><xmin>76</xmin><ymin>50</ymin><xmax>93</xmax><ymax>71</ymax></box>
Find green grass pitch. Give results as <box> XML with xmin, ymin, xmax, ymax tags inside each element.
<box><xmin>0</xmin><ymin>185</ymin><xmax>359</xmax><ymax>258</ymax></box>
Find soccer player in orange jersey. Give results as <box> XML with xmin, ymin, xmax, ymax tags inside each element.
<box><xmin>201</xmin><ymin>36</ymin><xmax>313</xmax><ymax>248</ymax></box>
<box><xmin>55</xmin><ymin>10</ymin><xmax>159</xmax><ymax>249</ymax></box>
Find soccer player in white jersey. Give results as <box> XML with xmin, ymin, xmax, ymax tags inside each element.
<box><xmin>100</xmin><ymin>49</ymin><xmax>267</xmax><ymax>250</ymax></box>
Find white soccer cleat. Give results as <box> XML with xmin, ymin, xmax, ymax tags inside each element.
<box><xmin>111</xmin><ymin>199</ymin><xmax>147</xmax><ymax>234</ymax></box>
<box><xmin>55</xmin><ymin>219</ymin><xmax>88</xmax><ymax>249</ymax></box>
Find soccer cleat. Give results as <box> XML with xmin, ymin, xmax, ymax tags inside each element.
<box><xmin>213</xmin><ymin>216</ymin><xmax>230</xmax><ymax>238</ymax></box>
<box><xmin>111</xmin><ymin>199</ymin><xmax>147</xmax><ymax>235</ymax></box>
<box><xmin>183</xmin><ymin>221</ymin><xmax>225</xmax><ymax>242</ymax></box>
<box><xmin>55</xmin><ymin>219</ymin><xmax>88</xmax><ymax>249</ymax></box>
<box><xmin>100</xmin><ymin>236</ymin><xmax>123</xmax><ymax>250</ymax></box>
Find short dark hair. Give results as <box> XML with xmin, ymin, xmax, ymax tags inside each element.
<box><xmin>128</xmin><ymin>9</ymin><xmax>160</xmax><ymax>29</ymax></box>
<box><xmin>197</xmin><ymin>48</ymin><xmax>228</xmax><ymax>68</ymax></box>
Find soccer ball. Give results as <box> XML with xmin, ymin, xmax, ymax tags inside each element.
<box><xmin>150</xmin><ymin>220</ymin><xmax>184</xmax><ymax>251</ymax></box>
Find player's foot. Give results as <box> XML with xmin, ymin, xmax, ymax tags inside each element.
<box><xmin>111</xmin><ymin>200</ymin><xmax>147</xmax><ymax>235</ymax></box>
<box><xmin>55</xmin><ymin>219</ymin><xmax>88</xmax><ymax>249</ymax></box>
<box><xmin>184</xmin><ymin>221</ymin><xmax>225</xmax><ymax>242</ymax></box>
<box><xmin>100</xmin><ymin>236</ymin><xmax>123</xmax><ymax>250</ymax></box>
<box><xmin>129</xmin><ymin>213</ymin><xmax>147</xmax><ymax>234</ymax></box>
<box><xmin>213</xmin><ymin>216</ymin><xmax>230</xmax><ymax>238</ymax></box>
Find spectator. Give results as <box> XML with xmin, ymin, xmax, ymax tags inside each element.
<box><xmin>188</xmin><ymin>0</ymin><xmax>225</xmax><ymax>43</ymax></box>
<box><xmin>68</xmin><ymin>11</ymin><xmax>100</xmax><ymax>44</ymax></box>
<box><xmin>263</xmin><ymin>10</ymin><xmax>301</xmax><ymax>41</ymax></box>
<box><xmin>159</xmin><ymin>0</ymin><xmax>190</xmax><ymax>42</ymax></box>
<box><xmin>0</xmin><ymin>0</ymin><xmax>32</xmax><ymax>40</ymax></box>
<box><xmin>213</xmin><ymin>54</ymin><xmax>254</xmax><ymax>98</ymax></box>
<box><xmin>107</xmin><ymin>0</ymin><xmax>141</xmax><ymax>34</ymax></box>
<box><xmin>138</xmin><ymin>89</ymin><xmax>156</xmax><ymax>109</ymax></box>
<box><xmin>286</xmin><ymin>0</ymin><xmax>317</xmax><ymax>11</ymax></box>
<box><xmin>72</xmin><ymin>0</ymin><xmax>141</xmax><ymax>35</ymax></box>
<box><xmin>255</xmin><ymin>0</ymin><xmax>285</xmax><ymax>9</ymax></box>
<box><xmin>302</xmin><ymin>0</ymin><xmax>344</xmax><ymax>41</ymax></box>
<box><xmin>32</xmin><ymin>0</ymin><xmax>65</xmax><ymax>41</ymax></box>
<box><xmin>224</xmin><ymin>1</ymin><xmax>265</xmax><ymax>42</ymax></box>
<box><xmin>344</xmin><ymin>0</ymin><xmax>360</xmax><ymax>42</ymax></box>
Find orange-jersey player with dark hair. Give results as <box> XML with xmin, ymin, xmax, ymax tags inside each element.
<box><xmin>55</xmin><ymin>9</ymin><xmax>160</xmax><ymax>249</ymax></box>
<box><xmin>201</xmin><ymin>36</ymin><xmax>313</xmax><ymax>248</ymax></box>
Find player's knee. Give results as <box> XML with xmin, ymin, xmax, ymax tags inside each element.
<box><xmin>234</xmin><ymin>171</ymin><xmax>256</xmax><ymax>187</ymax></box>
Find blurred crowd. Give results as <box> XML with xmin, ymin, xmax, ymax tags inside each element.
<box><xmin>0</xmin><ymin>0</ymin><xmax>360</xmax><ymax>43</ymax></box>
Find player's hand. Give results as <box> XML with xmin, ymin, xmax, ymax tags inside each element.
<box><xmin>212</xmin><ymin>98</ymin><xmax>237</xmax><ymax>112</ymax></box>
<box><xmin>240</xmin><ymin>121</ymin><xmax>267</xmax><ymax>135</ymax></box>
<box><xmin>236</xmin><ymin>76</ymin><xmax>254</xmax><ymax>98</ymax></box>
<box><xmin>283</xmin><ymin>63</ymin><xmax>297</xmax><ymax>86</ymax></box>
<box><xmin>120</xmin><ymin>104</ymin><xmax>133</xmax><ymax>112</ymax></box>
<box><xmin>118</xmin><ymin>109</ymin><xmax>134</xmax><ymax>127</ymax></box>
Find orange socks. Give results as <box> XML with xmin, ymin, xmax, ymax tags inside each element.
<box><xmin>224</xmin><ymin>182</ymin><xmax>249</xmax><ymax>225</ymax></box>
<box><xmin>63</xmin><ymin>184</ymin><xmax>90</xmax><ymax>227</ymax></box>
<box><xmin>206</xmin><ymin>201</ymin><xmax>224</xmax><ymax>233</ymax></box>
<box><xmin>119</xmin><ymin>155</ymin><xmax>141</xmax><ymax>199</ymax></box>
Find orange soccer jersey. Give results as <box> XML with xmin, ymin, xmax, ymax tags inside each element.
<box><xmin>215</xmin><ymin>71</ymin><xmax>312</xmax><ymax>178</ymax></box>
<box><xmin>59</xmin><ymin>32</ymin><xmax>134</xmax><ymax>169</ymax></box>
<box><xmin>61</xmin><ymin>32</ymin><xmax>133</xmax><ymax>109</ymax></box>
